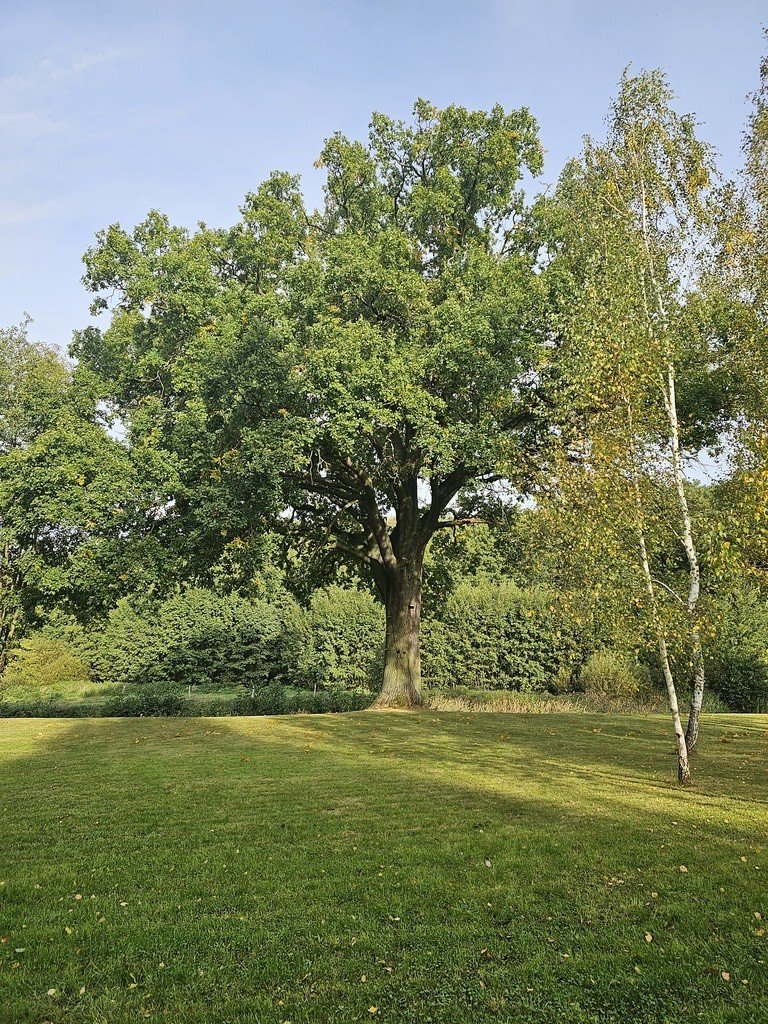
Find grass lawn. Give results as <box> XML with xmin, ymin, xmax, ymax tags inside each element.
<box><xmin>1</xmin><ymin>712</ymin><xmax>766</xmax><ymax>1024</ymax></box>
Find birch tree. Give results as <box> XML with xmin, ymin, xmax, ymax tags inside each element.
<box><xmin>713</xmin><ymin>37</ymin><xmax>768</xmax><ymax>580</ymax></box>
<box><xmin>545</xmin><ymin>71</ymin><xmax>718</xmax><ymax>782</ymax></box>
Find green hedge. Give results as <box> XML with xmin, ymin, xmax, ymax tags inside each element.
<box><xmin>94</xmin><ymin>588</ymin><xmax>285</xmax><ymax>691</ymax></box>
<box><xmin>706</xmin><ymin>586</ymin><xmax>768</xmax><ymax>712</ymax></box>
<box><xmin>422</xmin><ymin>580</ymin><xmax>581</xmax><ymax>692</ymax></box>
<box><xmin>707</xmin><ymin>655</ymin><xmax>768</xmax><ymax>713</ymax></box>
<box><xmin>0</xmin><ymin>686</ymin><xmax>371</xmax><ymax>719</ymax></box>
<box><xmin>289</xmin><ymin>586</ymin><xmax>384</xmax><ymax>694</ymax></box>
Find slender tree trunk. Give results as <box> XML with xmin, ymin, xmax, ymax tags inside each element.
<box><xmin>373</xmin><ymin>558</ymin><xmax>423</xmax><ymax>709</ymax></box>
<box><xmin>664</xmin><ymin>361</ymin><xmax>706</xmax><ymax>751</ymax></box>
<box><xmin>0</xmin><ymin>607</ymin><xmax>19</xmax><ymax>675</ymax></box>
<box><xmin>636</xmin><ymin>518</ymin><xmax>691</xmax><ymax>785</ymax></box>
<box><xmin>686</xmin><ymin>636</ymin><xmax>705</xmax><ymax>751</ymax></box>
<box><xmin>626</xmin><ymin>396</ymin><xmax>691</xmax><ymax>785</ymax></box>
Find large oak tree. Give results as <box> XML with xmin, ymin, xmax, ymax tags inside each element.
<box><xmin>76</xmin><ymin>100</ymin><xmax>550</xmax><ymax>706</ymax></box>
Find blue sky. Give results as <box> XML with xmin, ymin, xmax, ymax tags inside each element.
<box><xmin>1</xmin><ymin>0</ymin><xmax>765</xmax><ymax>351</ymax></box>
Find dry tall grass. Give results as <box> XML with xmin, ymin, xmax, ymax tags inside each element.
<box><xmin>424</xmin><ymin>689</ymin><xmax>669</xmax><ymax>715</ymax></box>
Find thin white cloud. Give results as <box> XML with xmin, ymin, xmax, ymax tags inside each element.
<box><xmin>0</xmin><ymin>44</ymin><xmax>134</xmax><ymax>141</ymax></box>
<box><xmin>42</xmin><ymin>46</ymin><xmax>134</xmax><ymax>79</ymax></box>
<box><xmin>0</xmin><ymin>197</ymin><xmax>67</xmax><ymax>227</ymax></box>
<box><xmin>0</xmin><ymin>110</ymin><xmax>63</xmax><ymax>138</ymax></box>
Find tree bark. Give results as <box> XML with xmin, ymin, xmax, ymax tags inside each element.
<box><xmin>685</xmin><ymin>636</ymin><xmax>705</xmax><ymax>751</ymax></box>
<box><xmin>664</xmin><ymin>361</ymin><xmax>707</xmax><ymax>753</ymax></box>
<box><xmin>635</xmin><ymin>172</ymin><xmax>705</xmax><ymax>762</ymax></box>
<box><xmin>373</xmin><ymin>558</ymin><xmax>424</xmax><ymax>709</ymax></box>
<box><xmin>636</xmin><ymin>514</ymin><xmax>691</xmax><ymax>786</ymax></box>
<box><xmin>626</xmin><ymin>395</ymin><xmax>691</xmax><ymax>785</ymax></box>
<box><xmin>0</xmin><ymin>607</ymin><xmax>19</xmax><ymax>675</ymax></box>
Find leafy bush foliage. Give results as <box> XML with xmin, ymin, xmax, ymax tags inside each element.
<box><xmin>291</xmin><ymin>586</ymin><xmax>384</xmax><ymax>694</ymax></box>
<box><xmin>422</xmin><ymin>580</ymin><xmax>581</xmax><ymax>692</ymax></box>
<box><xmin>707</xmin><ymin>655</ymin><xmax>768</xmax><ymax>713</ymax></box>
<box><xmin>230</xmin><ymin>686</ymin><xmax>370</xmax><ymax>715</ymax></box>
<box><xmin>95</xmin><ymin>588</ymin><xmax>284</xmax><ymax>692</ymax></box>
<box><xmin>101</xmin><ymin>688</ymin><xmax>189</xmax><ymax>717</ymax></box>
<box><xmin>1</xmin><ymin>634</ymin><xmax>91</xmax><ymax>698</ymax></box>
<box><xmin>578</xmin><ymin>650</ymin><xmax>649</xmax><ymax>698</ymax></box>
<box><xmin>0</xmin><ymin>685</ymin><xmax>370</xmax><ymax>718</ymax></box>
<box><xmin>706</xmin><ymin>586</ymin><xmax>768</xmax><ymax>712</ymax></box>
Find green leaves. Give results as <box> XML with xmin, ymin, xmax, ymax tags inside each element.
<box><xmin>76</xmin><ymin>98</ymin><xmax>548</xmax><ymax>608</ymax></box>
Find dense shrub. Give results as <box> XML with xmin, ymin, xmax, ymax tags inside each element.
<box><xmin>0</xmin><ymin>700</ymin><xmax>96</xmax><ymax>718</ymax></box>
<box><xmin>579</xmin><ymin>650</ymin><xmax>648</xmax><ymax>698</ymax></box>
<box><xmin>700</xmin><ymin>690</ymin><xmax>731</xmax><ymax>714</ymax></box>
<box><xmin>94</xmin><ymin>589</ymin><xmax>284</xmax><ymax>692</ymax></box>
<box><xmin>101</xmin><ymin>688</ymin><xmax>189</xmax><ymax>717</ymax></box>
<box><xmin>1</xmin><ymin>634</ymin><xmax>91</xmax><ymax>698</ymax></box>
<box><xmin>707</xmin><ymin>655</ymin><xmax>768</xmax><ymax>713</ymax></box>
<box><xmin>291</xmin><ymin>586</ymin><xmax>384</xmax><ymax>694</ymax></box>
<box><xmin>705</xmin><ymin>586</ymin><xmax>768</xmax><ymax>712</ymax></box>
<box><xmin>422</xmin><ymin>580</ymin><xmax>581</xmax><ymax>692</ymax></box>
<box><xmin>231</xmin><ymin>687</ymin><xmax>370</xmax><ymax>715</ymax></box>
<box><xmin>0</xmin><ymin>685</ymin><xmax>370</xmax><ymax>718</ymax></box>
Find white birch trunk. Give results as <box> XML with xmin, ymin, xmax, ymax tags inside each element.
<box><xmin>663</xmin><ymin>361</ymin><xmax>706</xmax><ymax>750</ymax></box>
<box><xmin>626</xmin><ymin>396</ymin><xmax>691</xmax><ymax>785</ymax></box>
<box><xmin>636</xmin><ymin>519</ymin><xmax>692</xmax><ymax>785</ymax></box>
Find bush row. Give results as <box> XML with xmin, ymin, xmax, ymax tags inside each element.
<box><xmin>0</xmin><ymin>685</ymin><xmax>371</xmax><ymax>719</ymax></box>
<box><xmin>3</xmin><ymin>579</ymin><xmax>767</xmax><ymax>712</ymax></box>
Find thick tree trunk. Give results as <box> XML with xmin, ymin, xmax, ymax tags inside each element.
<box><xmin>373</xmin><ymin>560</ymin><xmax>423</xmax><ymax>709</ymax></box>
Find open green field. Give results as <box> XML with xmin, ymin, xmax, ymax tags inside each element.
<box><xmin>1</xmin><ymin>712</ymin><xmax>767</xmax><ymax>1024</ymax></box>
